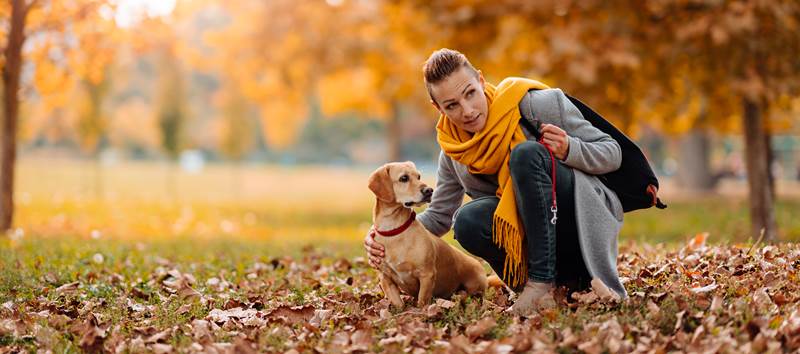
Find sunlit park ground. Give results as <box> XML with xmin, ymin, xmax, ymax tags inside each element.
<box><xmin>3</xmin><ymin>158</ymin><xmax>800</xmax><ymax>352</ymax></box>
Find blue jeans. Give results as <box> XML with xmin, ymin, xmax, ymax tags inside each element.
<box><xmin>453</xmin><ymin>141</ymin><xmax>590</xmax><ymax>291</ymax></box>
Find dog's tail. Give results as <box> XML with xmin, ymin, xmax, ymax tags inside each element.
<box><xmin>487</xmin><ymin>275</ymin><xmax>505</xmax><ymax>289</ymax></box>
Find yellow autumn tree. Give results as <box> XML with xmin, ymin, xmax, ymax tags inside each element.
<box><xmin>1</xmin><ymin>0</ymin><xmax>113</xmax><ymax>230</ymax></box>
<box><xmin>316</xmin><ymin>1</ymin><xmax>443</xmax><ymax>161</ymax></box>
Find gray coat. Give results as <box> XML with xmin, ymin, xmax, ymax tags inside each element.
<box><xmin>417</xmin><ymin>88</ymin><xmax>627</xmax><ymax>299</ymax></box>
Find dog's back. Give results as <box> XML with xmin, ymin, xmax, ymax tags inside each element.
<box><xmin>427</xmin><ymin>228</ymin><xmax>488</xmax><ymax>298</ymax></box>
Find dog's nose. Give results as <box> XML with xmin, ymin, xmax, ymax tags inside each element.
<box><xmin>422</xmin><ymin>187</ymin><xmax>433</xmax><ymax>197</ymax></box>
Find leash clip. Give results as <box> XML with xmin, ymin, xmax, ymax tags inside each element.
<box><xmin>550</xmin><ymin>206</ymin><xmax>558</xmax><ymax>225</ymax></box>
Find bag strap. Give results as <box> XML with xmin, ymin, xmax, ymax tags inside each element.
<box><xmin>519</xmin><ymin>116</ymin><xmax>542</xmax><ymax>140</ymax></box>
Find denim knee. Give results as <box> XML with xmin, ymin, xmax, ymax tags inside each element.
<box><xmin>453</xmin><ymin>199</ymin><xmax>495</xmax><ymax>253</ymax></box>
<box><xmin>509</xmin><ymin>141</ymin><xmax>550</xmax><ymax>174</ymax></box>
<box><xmin>453</xmin><ymin>209</ymin><xmax>481</xmax><ymax>253</ymax></box>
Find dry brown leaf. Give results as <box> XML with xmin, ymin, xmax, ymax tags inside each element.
<box><xmin>55</xmin><ymin>282</ymin><xmax>79</xmax><ymax>294</ymax></box>
<box><xmin>266</xmin><ymin>304</ymin><xmax>315</xmax><ymax>325</ymax></box>
<box><xmin>435</xmin><ymin>298</ymin><xmax>456</xmax><ymax>309</ymax></box>
<box><xmin>690</xmin><ymin>283</ymin><xmax>718</xmax><ymax>294</ymax></box>
<box><xmin>350</xmin><ymin>329</ymin><xmax>372</xmax><ymax>351</ymax></box>
<box><xmin>449</xmin><ymin>334</ymin><xmax>472</xmax><ymax>353</ymax></box>
<box><xmin>151</xmin><ymin>343</ymin><xmax>173</xmax><ymax>354</ymax></box>
<box><xmin>466</xmin><ymin>317</ymin><xmax>496</xmax><ymax>341</ymax></box>
<box><xmin>646</xmin><ymin>300</ymin><xmax>660</xmax><ymax>317</ymax></box>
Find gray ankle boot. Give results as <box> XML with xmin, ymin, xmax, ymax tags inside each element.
<box><xmin>506</xmin><ymin>280</ymin><xmax>556</xmax><ymax>316</ymax></box>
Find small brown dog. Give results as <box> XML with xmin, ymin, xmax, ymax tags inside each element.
<box><xmin>368</xmin><ymin>161</ymin><xmax>492</xmax><ymax>308</ymax></box>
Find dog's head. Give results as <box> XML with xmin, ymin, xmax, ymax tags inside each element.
<box><xmin>368</xmin><ymin>161</ymin><xmax>433</xmax><ymax>207</ymax></box>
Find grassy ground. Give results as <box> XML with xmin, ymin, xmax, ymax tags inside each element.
<box><xmin>2</xmin><ymin>159</ymin><xmax>799</xmax><ymax>352</ymax></box>
<box><xmin>2</xmin><ymin>234</ymin><xmax>799</xmax><ymax>352</ymax></box>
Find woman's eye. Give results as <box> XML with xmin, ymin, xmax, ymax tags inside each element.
<box><xmin>466</xmin><ymin>90</ymin><xmax>474</xmax><ymax>98</ymax></box>
<box><xmin>446</xmin><ymin>104</ymin><xmax>456</xmax><ymax>110</ymax></box>
<box><xmin>399</xmin><ymin>175</ymin><xmax>409</xmax><ymax>182</ymax></box>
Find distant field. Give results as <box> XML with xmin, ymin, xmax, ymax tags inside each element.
<box><xmin>13</xmin><ymin>158</ymin><xmax>800</xmax><ymax>248</ymax></box>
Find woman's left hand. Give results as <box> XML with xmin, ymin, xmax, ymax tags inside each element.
<box><xmin>540</xmin><ymin>124</ymin><xmax>570</xmax><ymax>160</ymax></box>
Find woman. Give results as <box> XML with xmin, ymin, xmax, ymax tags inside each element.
<box><xmin>364</xmin><ymin>48</ymin><xmax>626</xmax><ymax>315</ymax></box>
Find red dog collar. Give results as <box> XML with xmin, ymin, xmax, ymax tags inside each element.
<box><xmin>375</xmin><ymin>211</ymin><xmax>416</xmax><ymax>237</ymax></box>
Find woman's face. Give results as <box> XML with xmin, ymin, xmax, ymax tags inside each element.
<box><xmin>429</xmin><ymin>66</ymin><xmax>489</xmax><ymax>133</ymax></box>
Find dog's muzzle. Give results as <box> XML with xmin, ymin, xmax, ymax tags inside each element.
<box><xmin>404</xmin><ymin>187</ymin><xmax>433</xmax><ymax>207</ymax></box>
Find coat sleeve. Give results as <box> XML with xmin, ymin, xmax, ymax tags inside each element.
<box><xmin>416</xmin><ymin>150</ymin><xmax>465</xmax><ymax>237</ymax></box>
<box><xmin>525</xmin><ymin>89</ymin><xmax>622</xmax><ymax>175</ymax></box>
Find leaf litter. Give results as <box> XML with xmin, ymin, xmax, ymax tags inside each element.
<box><xmin>1</xmin><ymin>237</ymin><xmax>799</xmax><ymax>353</ymax></box>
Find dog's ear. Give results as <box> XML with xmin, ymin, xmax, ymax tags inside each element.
<box><xmin>368</xmin><ymin>165</ymin><xmax>395</xmax><ymax>202</ymax></box>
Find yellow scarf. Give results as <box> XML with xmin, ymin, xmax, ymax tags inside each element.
<box><xmin>436</xmin><ymin>77</ymin><xmax>549</xmax><ymax>288</ymax></box>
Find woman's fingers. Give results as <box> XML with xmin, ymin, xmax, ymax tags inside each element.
<box><xmin>540</xmin><ymin>124</ymin><xmax>566</xmax><ymax>136</ymax></box>
<box><xmin>542</xmin><ymin>137</ymin><xmax>568</xmax><ymax>160</ymax></box>
<box><xmin>363</xmin><ymin>228</ymin><xmax>384</xmax><ymax>269</ymax></box>
<box><xmin>365</xmin><ymin>230</ymin><xmax>384</xmax><ymax>253</ymax></box>
<box><xmin>539</xmin><ymin>124</ymin><xmax>570</xmax><ymax>159</ymax></box>
<box><xmin>543</xmin><ymin>137</ymin><xmax>563</xmax><ymax>149</ymax></box>
<box><xmin>542</xmin><ymin>131</ymin><xmax>566</xmax><ymax>142</ymax></box>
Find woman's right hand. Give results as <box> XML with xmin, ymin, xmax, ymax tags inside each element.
<box><xmin>363</xmin><ymin>226</ymin><xmax>385</xmax><ymax>269</ymax></box>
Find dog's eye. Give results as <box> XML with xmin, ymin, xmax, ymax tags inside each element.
<box><xmin>399</xmin><ymin>175</ymin><xmax>409</xmax><ymax>182</ymax></box>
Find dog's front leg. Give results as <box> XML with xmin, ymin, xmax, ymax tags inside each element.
<box><xmin>416</xmin><ymin>272</ymin><xmax>435</xmax><ymax>307</ymax></box>
<box><xmin>380</xmin><ymin>274</ymin><xmax>404</xmax><ymax>308</ymax></box>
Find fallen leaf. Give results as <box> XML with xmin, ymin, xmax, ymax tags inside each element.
<box><xmin>266</xmin><ymin>305</ymin><xmax>315</xmax><ymax>325</ymax></box>
<box><xmin>690</xmin><ymin>283</ymin><xmax>718</xmax><ymax>294</ymax></box>
<box><xmin>56</xmin><ymin>282</ymin><xmax>79</xmax><ymax>294</ymax></box>
<box><xmin>435</xmin><ymin>298</ymin><xmax>456</xmax><ymax>309</ymax></box>
<box><xmin>466</xmin><ymin>317</ymin><xmax>496</xmax><ymax>341</ymax></box>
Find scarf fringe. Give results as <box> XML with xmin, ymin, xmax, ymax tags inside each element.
<box><xmin>492</xmin><ymin>214</ymin><xmax>527</xmax><ymax>288</ymax></box>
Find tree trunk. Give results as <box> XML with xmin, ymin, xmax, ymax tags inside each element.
<box><xmin>167</xmin><ymin>160</ymin><xmax>178</xmax><ymax>204</ymax></box>
<box><xmin>766</xmin><ymin>130</ymin><xmax>776</xmax><ymax>200</ymax></box>
<box><xmin>676</xmin><ymin>128</ymin><xmax>717</xmax><ymax>191</ymax></box>
<box><xmin>386</xmin><ymin>101</ymin><xmax>402</xmax><ymax>162</ymax></box>
<box><xmin>1</xmin><ymin>0</ymin><xmax>29</xmax><ymax>232</ymax></box>
<box><xmin>742</xmin><ymin>98</ymin><xmax>778</xmax><ymax>242</ymax></box>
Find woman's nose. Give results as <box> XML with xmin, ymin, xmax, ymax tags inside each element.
<box><xmin>463</xmin><ymin>106</ymin><xmax>477</xmax><ymax>119</ymax></box>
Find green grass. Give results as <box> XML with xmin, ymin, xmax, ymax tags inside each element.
<box><xmin>619</xmin><ymin>198</ymin><xmax>800</xmax><ymax>243</ymax></box>
<box><xmin>2</xmin><ymin>231</ymin><xmax>799</xmax><ymax>352</ymax></box>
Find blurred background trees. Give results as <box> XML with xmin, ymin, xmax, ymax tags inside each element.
<box><xmin>2</xmin><ymin>0</ymin><xmax>799</xmax><ymax>239</ymax></box>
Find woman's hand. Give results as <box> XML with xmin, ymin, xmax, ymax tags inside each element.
<box><xmin>363</xmin><ymin>226</ymin><xmax>385</xmax><ymax>269</ymax></box>
<box><xmin>540</xmin><ymin>124</ymin><xmax>570</xmax><ymax>160</ymax></box>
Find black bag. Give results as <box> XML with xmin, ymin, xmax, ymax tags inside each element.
<box><xmin>521</xmin><ymin>93</ymin><xmax>667</xmax><ymax>213</ymax></box>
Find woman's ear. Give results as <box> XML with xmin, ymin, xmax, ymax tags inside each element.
<box><xmin>368</xmin><ymin>165</ymin><xmax>395</xmax><ymax>202</ymax></box>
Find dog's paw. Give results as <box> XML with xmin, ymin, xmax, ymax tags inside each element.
<box><xmin>487</xmin><ymin>275</ymin><xmax>505</xmax><ymax>289</ymax></box>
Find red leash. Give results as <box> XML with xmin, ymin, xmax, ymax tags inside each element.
<box><xmin>537</xmin><ymin>139</ymin><xmax>558</xmax><ymax>225</ymax></box>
